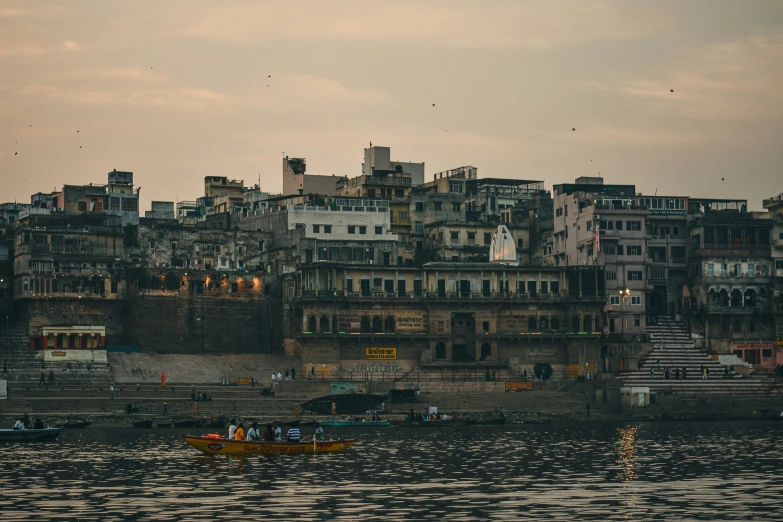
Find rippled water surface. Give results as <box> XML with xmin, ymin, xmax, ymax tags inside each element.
<box><xmin>1</xmin><ymin>422</ymin><xmax>782</xmax><ymax>520</ymax></box>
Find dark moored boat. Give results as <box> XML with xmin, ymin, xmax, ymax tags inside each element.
<box><xmin>301</xmin><ymin>394</ymin><xmax>386</xmax><ymax>415</ymax></box>
<box><xmin>400</xmin><ymin>419</ymin><xmax>473</xmax><ymax>427</ymax></box>
<box><xmin>64</xmin><ymin>420</ymin><xmax>92</xmax><ymax>429</ymax></box>
<box><xmin>157</xmin><ymin>422</ymin><xmax>174</xmax><ymax>429</ymax></box>
<box><xmin>173</xmin><ymin>419</ymin><xmax>201</xmax><ymax>428</ymax></box>
<box><xmin>202</xmin><ymin>416</ymin><xmax>228</xmax><ymax>429</ymax></box>
<box><xmin>0</xmin><ymin>426</ymin><xmax>65</xmax><ymax>442</ymax></box>
<box><xmin>132</xmin><ymin>419</ymin><xmax>154</xmax><ymax>429</ymax></box>
<box><xmin>472</xmin><ymin>417</ymin><xmax>506</xmax><ymax>426</ymax></box>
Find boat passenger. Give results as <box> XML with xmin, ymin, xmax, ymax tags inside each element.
<box><xmin>273</xmin><ymin>422</ymin><xmax>282</xmax><ymax>441</ymax></box>
<box><xmin>33</xmin><ymin>419</ymin><xmax>44</xmax><ymax>429</ymax></box>
<box><xmin>13</xmin><ymin>419</ymin><xmax>25</xmax><ymax>430</ymax></box>
<box><xmin>247</xmin><ymin>422</ymin><xmax>261</xmax><ymax>441</ymax></box>
<box><xmin>263</xmin><ymin>424</ymin><xmax>274</xmax><ymax>441</ymax></box>
<box><xmin>277</xmin><ymin>371</ymin><xmax>282</xmax><ymax>381</ymax></box>
<box><xmin>315</xmin><ymin>422</ymin><xmax>324</xmax><ymax>441</ymax></box>
<box><xmin>228</xmin><ymin>419</ymin><xmax>237</xmax><ymax>439</ymax></box>
<box><xmin>286</xmin><ymin>427</ymin><xmax>301</xmax><ymax>442</ymax></box>
<box><xmin>234</xmin><ymin>423</ymin><xmax>245</xmax><ymax>440</ymax></box>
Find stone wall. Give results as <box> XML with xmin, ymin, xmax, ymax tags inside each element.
<box><xmin>124</xmin><ymin>294</ymin><xmax>277</xmax><ymax>354</ymax></box>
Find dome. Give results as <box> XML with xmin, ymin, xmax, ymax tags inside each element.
<box><xmin>489</xmin><ymin>219</ymin><xmax>518</xmax><ymax>265</ymax></box>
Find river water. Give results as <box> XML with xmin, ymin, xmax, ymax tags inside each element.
<box><xmin>0</xmin><ymin>421</ymin><xmax>781</xmax><ymax>520</ymax></box>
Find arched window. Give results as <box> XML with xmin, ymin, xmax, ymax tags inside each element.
<box><xmin>583</xmin><ymin>315</ymin><xmax>593</xmax><ymax>332</ymax></box>
<box><xmin>708</xmin><ymin>289</ymin><xmax>717</xmax><ymax>304</ymax></box>
<box><xmin>730</xmin><ymin>289</ymin><xmax>742</xmax><ymax>307</ymax></box>
<box><xmin>345</xmin><ymin>274</ymin><xmax>354</xmax><ymax>293</ymax></box>
<box><xmin>551</xmin><ymin>317</ymin><xmax>560</xmax><ymax>330</ymax></box>
<box><xmin>307</xmin><ymin>315</ymin><xmax>317</xmax><ymax>333</ymax></box>
<box><xmin>527</xmin><ymin>276</ymin><xmax>537</xmax><ymax>296</ymax></box>
<box><xmin>550</xmin><ymin>276</ymin><xmax>560</xmax><ymax>295</ymax></box>
<box><xmin>435</xmin><ymin>342</ymin><xmax>446</xmax><ymax>359</ymax></box>
<box><xmin>528</xmin><ymin>316</ymin><xmax>537</xmax><ymax>332</ymax></box>
<box><xmin>447</xmin><ymin>275</ymin><xmax>457</xmax><ymax>293</ymax></box>
<box><xmin>480</xmin><ymin>343</ymin><xmax>492</xmax><ymax>360</ymax></box>
<box><xmin>360</xmin><ymin>316</ymin><xmax>371</xmax><ymax>333</ymax></box>
<box><xmin>540</xmin><ymin>317</ymin><xmax>549</xmax><ymax>330</ymax></box>
<box><xmin>385</xmin><ymin>316</ymin><xmax>395</xmax><ymax>332</ymax></box>
<box><xmin>571</xmin><ymin>316</ymin><xmax>580</xmax><ymax>332</ymax></box>
<box><xmin>360</xmin><ymin>275</ymin><xmax>371</xmax><ymax>296</ymax></box>
<box><xmin>482</xmin><ymin>276</ymin><xmax>491</xmax><ymax>296</ymax></box>
<box><xmin>320</xmin><ymin>315</ymin><xmax>330</xmax><ymax>333</ymax></box>
<box><xmin>470</xmin><ymin>276</ymin><xmax>479</xmax><ymax>295</ymax></box>
<box><xmin>373</xmin><ymin>316</ymin><xmax>383</xmax><ymax>333</ymax></box>
<box><xmin>540</xmin><ymin>277</ymin><xmax>549</xmax><ymax>294</ymax></box>
<box><xmin>718</xmin><ymin>289</ymin><xmax>729</xmax><ymax>306</ymax></box>
<box><xmin>517</xmin><ymin>277</ymin><xmax>526</xmax><ymax>294</ymax></box>
<box><xmin>744</xmin><ymin>288</ymin><xmax>757</xmax><ymax>307</ymax></box>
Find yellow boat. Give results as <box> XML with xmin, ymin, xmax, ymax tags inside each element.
<box><xmin>181</xmin><ymin>434</ymin><xmax>356</xmax><ymax>456</ymax></box>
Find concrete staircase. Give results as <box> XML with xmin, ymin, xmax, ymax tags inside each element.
<box><xmin>622</xmin><ymin>317</ymin><xmax>782</xmax><ymax>397</ymax></box>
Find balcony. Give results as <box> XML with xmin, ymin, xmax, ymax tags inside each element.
<box><xmin>365</xmin><ymin>176</ymin><xmax>411</xmax><ymax>187</ymax></box>
<box><xmin>707</xmin><ymin>304</ymin><xmax>768</xmax><ymax>314</ymax></box>
<box><xmin>696</xmin><ymin>243</ymin><xmax>771</xmax><ymax>252</ymax></box>
<box><xmin>391</xmin><ymin>217</ymin><xmax>411</xmax><ymax>225</ymax></box>
<box><xmin>19</xmin><ymin>243</ymin><xmax>121</xmax><ymax>257</ymax></box>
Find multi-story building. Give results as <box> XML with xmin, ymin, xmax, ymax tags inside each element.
<box><xmin>48</xmin><ymin>170</ymin><xmax>140</xmax><ymax>226</ymax></box>
<box><xmin>282</xmin><ymin>156</ymin><xmax>340</xmax><ymax>205</ymax></box>
<box><xmin>687</xmin><ymin>198</ymin><xmax>774</xmax><ymax>364</ymax></box>
<box><xmin>762</xmin><ymin>194</ymin><xmax>783</xmax><ymax>356</ymax></box>
<box><xmin>285</xmin><ymin>258</ymin><xmax>605</xmax><ymax>375</ymax></box>
<box><xmin>553</xmin><ymin>178</ymin><xmax>645</xmax><ymax>338</ymax></box>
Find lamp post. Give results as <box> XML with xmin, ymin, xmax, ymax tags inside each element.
<box><xmin>619</xmin><ymin>288</ymin><xmax>631</xmax><ymax>340</ymax></box>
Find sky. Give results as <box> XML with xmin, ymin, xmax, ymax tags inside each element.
<box><xmin>1</xmin><ymin>0</ymin><xmax>782</xmax><ymax>211</ymax></box>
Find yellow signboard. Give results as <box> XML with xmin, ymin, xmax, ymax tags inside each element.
<box><xmin>395</xmin><ymin>312</ymin><xmax>426</xmax><ymax>333</ymax></box>
<box><xmin>505</xmin><ymin>381</ymin><xmax>533</xmax><ymax>392</ymax></box>
<box><xmin>236</xmin><ymin>378</ymin><xmax>253</xmax><ymax>385</ymax></box>
<box><xmin>366</xmin><ymin>348</ymin><xmax>397</xmax><ymax>360</ymax></box>
<box><xmin>777</xmin><ymin>337</ymin><xmax>783</xmax><ymax>348</ymax></box>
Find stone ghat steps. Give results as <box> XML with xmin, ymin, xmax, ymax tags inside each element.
<box><xmin>421</xmin><ymin>391</ymin><xmax>597</xmax><ymax>413</ymax></box>
<box><xmin>9</xmin><ymin>385</ymin><xmax>274</xmax><ymax>399</ymax></box>
<box><xmin>0</xmin><ymin>397</ymin><xmax>302</xmax><ymax>416</ymax></box>
<box><xmin>619</xmin><ymin>380</ymin><xmax>783</xmax><ymax>397</ymax></box>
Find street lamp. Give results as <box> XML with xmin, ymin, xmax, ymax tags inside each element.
<box><xmin>619</xmin><ymin>289</ymin><xmax>631</xmax><ymax>339</ymax></box>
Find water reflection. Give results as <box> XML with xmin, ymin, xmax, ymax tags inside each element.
<box><xmin>0</xmin><ymin>422</ymin><xmax>781</xmax><ymax>520</ymax></box>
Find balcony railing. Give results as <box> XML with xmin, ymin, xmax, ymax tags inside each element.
<box><xmin>697</xmin><ymin>243</ymin><xmax>771</xmax><ymax>251</ymax></box>
<box><xmin>365</xmin><ymin>176</ymin><xmax>411</xmax><ymax>187</ymax></box>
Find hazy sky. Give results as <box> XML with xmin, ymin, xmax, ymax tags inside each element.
<box><xmin>1</xmin><ymin>1</ymin><xmax>782</xmax><ymax>211</ymax></box>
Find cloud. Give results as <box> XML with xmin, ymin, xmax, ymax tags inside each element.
<box><xmin>586</xmin><ymin>33</ymin><xmax>783</xmax><ymax>121</ymax></box>
<box><xmin>0</xmin><ymin>40</ymin><xmax>81</xmax><ymax>57</ymax></box>
<box><xmin>180</xmin><ymin>1</ymin><xmax>664</xmax><ymax>49</ymax></box>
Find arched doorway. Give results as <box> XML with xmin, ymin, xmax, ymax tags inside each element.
<box><xmin>307</xmin><ymin>315</ymin><xmax>317</xmax><ymax>333</ymax></box>
<box><xmin>480</xmin><ymin>342</ymin><xmax>492</xmax><ymax>360</ymax></box>
<box><xmin>320</xmin><ymin>315</ymin><xmax>330</xmax><ymax>333</ymax></box>
<box><xmin>452</xmin><ymin>336</ymin><xmax>470</xmax><ymax>362</ymax></box>
<box><xmin>435</xmin><ymin>342</ymin><xmax>446</xmax><ymax>359</ymax></box>
<box><xmin>360</xmin><ymin>316</ymin><xmax>371</xmax><ymax>333</ymax></box>
<box><xmin>372</xmin><ymin>316</ymin><xmax>383</xmax><ymax>333</ymax></box>
<box><xmin>730</xmin><ymin>289</ymin><xmax>742</xmax><ymax>307</ymax></box>
<box><xmin>528</xmin><ymin>316</ymin><xmax>537</xmax><ymax>332</ymax></box>
<box><xmin>583</xmin><ymin>315</ymin><xmax>593</xmax><ymax>332</ymax></box>
<box><xmin>551</xmin><ymin>317</ymin><xmax>560</xmax><ymax>330</ymax></box>
<box><xmin>540</xmin><ymin>317</ymin><xmax>549</xmax><ymax>330</ymax></box>
<box><xmin>718</xmin><ymin>289</ymin><xmax>729</xmax><ymax>306</ymax></box>
<box><xmin>744</xmin><ymin>289</ymin><xmax>756</xmax><ymax>307</ymax></box>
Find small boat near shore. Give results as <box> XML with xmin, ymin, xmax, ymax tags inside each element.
<box><xmin>182</xmin><ymin>434</ymin><xmax>356</xmax><ymax>456</ymax></box>
<box><xmin>64</xmin><ymin>420</ymin><xmax>92</xmax><ymax>429</ymax></box>
<box><xmin>132</xmin><ymin>419</ymin><xmax>154</xmax><ymax>429</ymax></box>
<box><xmin>0</xmin><ymin>426</ymin><xmax>65</xmax><ymax>442</ymax></box>
<box><xmin>321</xmin><ymin>420</ymin><xmax>391</xmax><ymax>427</ymax></box>
<box><xmin>301</xmin><ymin>393</ymin><xmax>386</xmax><ymax>415</ymax></box>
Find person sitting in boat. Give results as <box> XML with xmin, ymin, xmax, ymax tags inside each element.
<box><xmin>33</xmin><ymin>419</ymin><xmax>44</xmax><ymax>429</ymax></box>
<box><xmin>234</xmin><ymin>423</ymin><xmax>245</xmax><ymax>440</ymax></box>
<box><xmin>13</xmin><ymin>418</ymin><xmax>25</xmax><ymax>430</ymax></box>
<box><xmin>228</xmin><ymin>419</ymin><xmax>237</xmax><ymax>440</ymax></box>
<box><xmin>246</xmin><ymin>422</ymin><xmax>261</xmax><ymax>441</ymax></box>
<box><xmin>263</xmin><ymin>424</ymin><xmax>274</xmax><ymax>441</ymax></box>
<box><xmin>273</xmin><ymin>422</ymin><xmax>282</xmax><ymax>441</ymax></box>
<box><xmin>286</xmin><ymin>426</ymin><xmax>301</xmax><ymax>442</ymax></box>
<box><xmin>315</xmin><ymin>422</ymin><xmax>324</xmax><ymax>441</ymax></box>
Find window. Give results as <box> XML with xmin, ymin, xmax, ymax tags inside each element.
<box><xmin>415</xmin><ymin>202</ymin><xmax>424</xmax><ymax>211</ymax></box>
<box><xmin>111</xmin><ymin>281</ymin><xmax>119</xmax><ymax>294</ymax></box>
<box><xmin>610</xmin><ymin>295</ymin><xmax>620</xmax><ymax>305</ymax></box>
<box><xmin>734</xmin><ymin>263</ymin><xmax>741</xmax><ymax>276</ymax></box>
<box><xmin>313</xmin><ymin>225</ymin><xmax>320</xmax><ymax>233</ymax></box>
<box><xmin>564</xmin><ymin>205</ymin><xmax>568</xmax><ymax>217</ymax></box>
<box><xmin>517</xmin><ymin>238</ymin><xmax>524</xmax><ymax>248</ymax></box>
<box><xmin>604</xmin><ymin>245</ymin><xmax>616</xmax><ymax>255</ymax></box>
<box><xmin>149</xmin><ymin>241</ymin><xmax>156</xmax><ymax>249</ymax></box>
<box><xmin>617</xmin><ymin>245</ymin><xmax>624</xmax><ymax>255</ymax></box>
<box><xmin>483</xmin><ymin>321</ymin><xmax>490</xmax><ymax>333</ymax></box>
<box><xmin>628</xmin><ymin>271</ymin><xmax>643</xmax><ymax>280</ymax></box>
<box><xmin>449</xmin><ymin>182</ymin><xmax>463</xmax><ymax>194</ymax></box>
<box><xmin>707</xmin><ymin>263</ymin><xmax>714</xmax><ymax>276</ymax></box>
<box><xmin>324</xmin><ymin>225</ymin><xmax>332</xmax><ymax>233</ymax></box>
<box><xmin>556</xmin><ymin>207</ymin><xmax>563</xmax><ymax>217</ymax></box>
<box><xmin>628</xmin><ymin>221</ymin><xmax>641</xmax><ymax>231</ymax></box>
<box><xmin>415</xmin><ymin>221</ymin><xmax>423</xmax><ymax>232</ymax></box>
<box><xmin>671</xmin><ymin>246</ymin><xmax>685</xmax><ymax>262</ymax></box>
<box><xmin>672</xmin><ymin>227</ymin><xmax>679</xmax><ymax>237</ymax></box>
<box><xmin>434</xmin><ymin>202</ymin><xmax>442</xmax><ymax>211</ymax></box>
<box><xmin>586</xmin><ymin>222</ymin><xmax>592</xmax><ymax>231</ymax></box>
<box><xmin>450</xmin><ymin>231</ymin><xmax>459</xmax><ymax>240</ymax></box>
<box><xmin>631</xmin><ymin>296</ymin><xmax>641</xmax><ymax>306</ymax></box>
<box><xmin>721</xmin><ymin>263</ymin><xmax>728</xmax><ymax>277</ymax></box>
<box><xmin>627</xmin><ymin>245</ymin><xmax>642</xmax><ymax>256</ymax></box>
<box><xmin>748</xmin><ymin>263</ymin><xmax>755</xmax><ymax>277</ymax></box>
<box><xmin>777</xmin><ymin>260</ymin><xmax>783</xmax><ymax>270</ymax></box>
<box><xmin>258</xmin><ymin>240</ymin><xmax>265</xmax><ymax>251</ymax></box>
<box><xmin>484</xmin><ymin>232</ymin><xmax>492</xmax><ymax>245</ymax></box>
<box><xmin>78</xmin><ymin>201</ymin><xmax>87</xmax><ymax>211</ymax></box>
<box><xmin>751</xmin><ymin>320</ymin><xmax>758</xmax><ymax>334</ymax></box>
<box><xmin>616</xmin><ymin>221</ymin><xmax>623</xmax><ymax>230</ymax></box>
<box><xmin>606</xmin><ymin>271</ymin><xmax>617</xmax><ymax>281</ymax></box>
<box><xmin>467</xmin><ymin>231</ymin><xmax>476</xmax><ymax>243</ymax></box>
<box><xmin>452</xmin><ymin>203</ymin><xmax>461</xmax><ymax>212</ymax></box>
<box><xmin>375</xmin><ymin>226</ymin><xmax>383</xmax><ymax>235</ymax></box>
<box><xmin>359</xmin><ymin>226</ymin><xmax>367</xmax><ymax>235</ymax></box>
<box><xmin>348</xmin><ymin>226</ymin><xmax>356</xmax><ymax>234</ymax></box>
<box><xmin>171</xmin><ymin>242</ymin><xmax>177</xmax><ymax>251</ymax></box>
